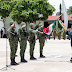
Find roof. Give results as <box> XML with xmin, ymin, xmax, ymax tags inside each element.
<box><xmin>47</xmin><ymin>15</ymin><xmax>72</xmax><ymax>21</ymax></box>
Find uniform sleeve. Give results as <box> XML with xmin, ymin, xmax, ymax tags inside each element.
<box><xmin>29</xmin><ymin>28</ymin><xmax>40</xmax><ymax>34</ymax></box>
<box><xmin>8</xmin><ymin>27</ymin><xmax>12</xmax><ymax>32</ymax></box>
<box><xmin>8</xmin><ymin>27</ymin><xmax>12</xmax><ymax>38</ymax></box>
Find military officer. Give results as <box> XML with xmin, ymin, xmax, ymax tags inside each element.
<box><xmin>38</xmin><ymin>24</ymin><xmax>46</xmax><ymax>58</ymax></box>
<box><xmin>53</xmin><ymin>28</ymin><xmax>56</xmax><ymax>40</ymax></box>
<box><xmin>29</xmin><ymin>23</ymin><xmax>43</xmax><ymax>60</ymax></box>
<box><xmin>8</xmin><ymin>22</ymin><xmax>19</xmax><ymax>65</ymax></box>
<box><xmin>18</xmin><ymin>24</ymin><xmax>28</xmax><ymax>63</ymax></box>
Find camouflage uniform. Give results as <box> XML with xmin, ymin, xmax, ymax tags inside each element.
<box><xmin>18</xmin><ymin>26</ymin><xmax>28</xmax><ymax>62</ymax></box>
<box><xmin>29</xmin><ymin>23</ymin><xmax>41</xmax><ymax>60</ymax></box>
<box><xmin>8</xmin><ymin>24</ymin><xmax>18</xmax><ymax>65</ymax></box>
<box><xmin>38</xmin><ymin>26</ymin><xmax>45</xmax><ymax>58</ymax></box>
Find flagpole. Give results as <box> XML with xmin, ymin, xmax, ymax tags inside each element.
<box><xmin>56</xmin><ymin>14</ymin><xmax>62</xmax><ymax>20</ymax></box>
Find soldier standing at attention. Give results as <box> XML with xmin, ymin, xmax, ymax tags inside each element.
<box><xmin>18</xmin><ymin>24</ymin><xmax>28</xmax><ymax>63</ymax></box>
<box><xmin>63</xmin><ymin>29</ymin><xmax>66</xmax><ymax>40</ymax></box>
<box><xmin>53</xmin><ymin>28</ymin><xmax>56</xmax><ymax>40</ymax></box>
<box><xmin>38</xmin><ymin>24</ymin><xmax>46</xmax><ymax>58</ymax></box>
<box><xmin>8</xmin><ymin>22</ymin><xmax>19</xmax><ymax>65</ymax></box>
<box><xmin>29</xmin><ymin>23</ymin><xmax>43</xmax><ymax>60</ymax></box>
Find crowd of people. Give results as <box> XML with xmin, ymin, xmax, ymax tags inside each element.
<box><xmin>0</xmin><ymin>22</ymin><xmax>72</xmax><ymax>66</ymax></box>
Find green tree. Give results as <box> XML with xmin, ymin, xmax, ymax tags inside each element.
<box><xmin>0</xmin><ymin>1</ymin><xmax>12</xmax><ymax>32</ymax></box>
<box><xmin>0</xmin><ymin>0</ymin><xmax>55</xmax><ymax>25</ymax></box>
<box><xmin>10</xmin><ymin>0</ymin><xmax>55</xmax><ymax>24</ymax></box>
<box><xmin>67</xmin><ymin>6</ymin><xmax>72</xmax><ymax>15</ymax></box>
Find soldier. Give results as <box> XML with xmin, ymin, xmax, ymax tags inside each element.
<box><xmin>38</xmin><ymin>24</ymin><xmax>46</xmax><ymax>58</ymax></box>
<box><xmin>18</xmin><ymin>24</ymin><xmax>28</xmax><ymax>63</ymax></box>
<box><xmin>8</xmin><ymin>22</ymin><xmax>19</xmax><ymax>65</ymax></box>
<box><xmin>63</xmin><ymin>29</ymin><xmax>66</xmax><ymax>40</ymax></box>
<box><xmin>53</xmin><ymin>28</ymin><xmax>56</xmax><ymax>40</ymax></box>
<box><xmin>58</xmin><ymin>29</ymin><xmax>62</xmax><ymax>40</ymax></box>
<box><xmin>29</xmin><ymin>23</ymin><xmax>43</xmax><ymax>60</ymax></box>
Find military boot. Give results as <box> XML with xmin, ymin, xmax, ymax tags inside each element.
<box><xmin>21</xmin><ymin>56</ymin><xmax>27</xmax><ymax>63</ymax></box>
<box><xmin>11</xmin><ymin>59</ymin><xmax>19</xmax><ymax>65</ymax></box>
<box><xmin>40</xmin><ymin>53</ymin><xmax>45</xmax><ymax>58</ymax></box>
<box><xmin>30</xmin><ymin>54</ymin><xmax>37</xmax><ymax>60</ymax></box>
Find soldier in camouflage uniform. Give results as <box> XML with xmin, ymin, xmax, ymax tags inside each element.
<box><xmin>38</xmin><ymin>24</ymin><xmax>45</xmax><ymax>58</ymax></box>
<box><xmin>29</xmin><ymin>23</ymin><xmax>43</xmax><ymax>60</ymax></box>
<box><xmin>8</xmin><ymin>22</ymin><xmax>19</xmax><ymax>65</ymax></box>
<box><xmin>58</xmin><ymin>29</ymin><xmax>62</xmax><ymax>40</ymax></box>
<box><xmin>18</xmin><ymin>24</ymin><xmax>28</xmax><ymax>63</ymax></box>
<box><xmin>63</xmin><ymin>29</ymin><xmax>66</xmax><ymax>40</ymax></box>
<box><xmin>53</xmin><ymin>28</ymin><xmax>56</xmax><ymax>40</ymax></box>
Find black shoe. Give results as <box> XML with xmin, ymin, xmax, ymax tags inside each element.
<box><xmin>30</xmin><ymin>57</ymin><xmax>37</xmax><ymax>60</ymax></box>
<box><xmin>11</xmin><ymin>62</ymin><xmax>19</xmax><ymax>65</ymax></box>
<box><xmin>21</xmin><ymin>59</ymin><xmax>28</xmax><ymax>63</ymax></box>
<box><xmin>40</xmin><ymin>55</ymin><xmax>45</xmax><ymax>58</ymax></box>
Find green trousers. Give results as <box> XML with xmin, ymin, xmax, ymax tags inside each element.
<box><xmin>29</xmin><ymin>40</ymin><xmax>35</xmax><ymax>57</ymax></box>
<box><xmin>20</xmin><ymin>40</ymin><xmax>27</xmax><ymax>58</ymax></box>
<box><xmin>9</xmin><ymin>40</ymin><xmax>18</xmax><ymax>60</ymax></box>
<box><xmin>39</xmin><ymin>38</ymin><xmax>45</xmax><ymax>54</ymax></box>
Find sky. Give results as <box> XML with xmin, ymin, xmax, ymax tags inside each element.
<box><xmin>48</xmin><ymin>0</ymin><xmax>72</xmax><ymax>15</ymax></box>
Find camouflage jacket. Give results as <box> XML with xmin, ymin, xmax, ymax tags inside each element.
<box><xmin>18</xmin><ymin>28</ymin><xmax>28</xmax><ymax>40</ymax></box>
<box><xmin>8</xmin><ymin>27</ymin><xmax>18</xmax><ymax>41</ymax></box>
<box><xmin>38</xmin><ymin>27</ymin><xmax>45</xmax><ymax>38</ymax></box>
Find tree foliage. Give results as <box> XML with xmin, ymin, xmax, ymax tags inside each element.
<box><xmin>0</xmin><ymin>1</ymin><xmax>11</xmax><ymax>18</ymax></box>
<box><xmin>67</xmin><ymin>6</ymin><xmax>72</xmax><ymax>15</ymax></box>
<box><xmin>0</xmin><ymin>0</ymin><xmax>55</xmax><ymax>24</ymax></box>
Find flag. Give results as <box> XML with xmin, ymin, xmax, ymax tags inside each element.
<box><xmin>58</xmin><ymin>18</ymin><xmax>65</xmax><ymax>29</ymax></box>
<box><xmin>43</xmin><ymin>20</ymin><xmax>56</xmax><ymax>35</ymax></box>
<box><xmin>62</xmin><ymin>0</ymin><xmax>68</xmax><ymax>30</ymax></box>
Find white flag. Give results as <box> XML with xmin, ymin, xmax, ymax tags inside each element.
<box><xmin>62</xmin><ymin>0</ymin><xmax>68</xmax><ymax>30</ymax></box>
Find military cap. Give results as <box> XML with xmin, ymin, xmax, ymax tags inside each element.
<box><xmin>21</xmin><ymin>22</ymin><xmax>26</xmax><ymax>26</ymax></box>
<box><xmin>30</xmin><ymin>23</ymin><xmax>34</xmax><ymax>27</ymax></box>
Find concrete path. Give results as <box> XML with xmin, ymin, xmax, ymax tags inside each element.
<box><xmin>0</xmin><ymin>38</ymin><xmax>72</xmax><ymax>72</ymax></box>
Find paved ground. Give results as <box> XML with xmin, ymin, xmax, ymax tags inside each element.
<box><xmin>0</xmin><ymin>38</ymin><xmax>72</xmax><ymax>72</ymax></box>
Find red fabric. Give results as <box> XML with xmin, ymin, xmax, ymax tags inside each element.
<box><xmin>43</xmin><ymin>27</ymin><xmax>49</xmax><ymax>33</ymax></box>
